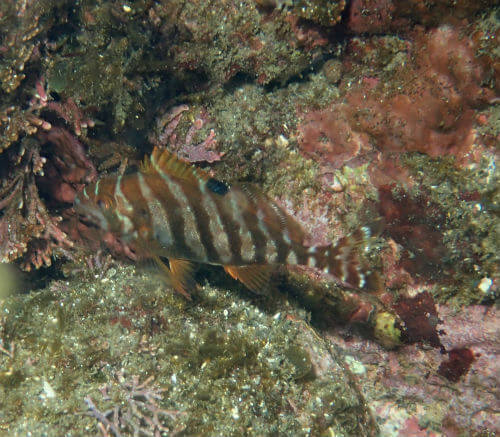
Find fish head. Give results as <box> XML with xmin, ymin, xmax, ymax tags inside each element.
<box><xmin>74</xmin><ymin>177</ymin><xmax>123</xmax><ymax>234</ymax></box>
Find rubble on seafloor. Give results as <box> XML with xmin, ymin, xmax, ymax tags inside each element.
<box><xmin>0</xmin><ymin>265</ymin><xmax>377</xmax><ymax>436</ymax></box>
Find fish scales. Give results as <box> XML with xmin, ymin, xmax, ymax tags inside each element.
<box><xmin>148</xmin><ymin>168</ymin><xmax>240</xmax><ymax>264</ymax></box>
<box><xmin>75</xmin><ymin>147</ymin><xmax>369</xmax><ymax>296</ymax></box>
<box><xmin>143</xmin><ymin>155</ymin><xmax>296</xmax><ymax>267</ymax></box>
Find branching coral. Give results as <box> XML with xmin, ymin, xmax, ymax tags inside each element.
<box><xmin>85</xmin><ymin>372</ymin><xmax>185</xmax><ymax>437</ymax></box>
<box><xmin>0</xmin><ymin>164</ymin><xmax>71</xmax><ymax>270</ymax></box>
<box><xmin>0</xmin><ymin>78</ymin><xmax>96</xmax><ymax>270</ymax></box>
<box><xmin>149</xmin><ymin>105</ymin><xmax>222</xmax><ymax>163</ymax></box>
<box><xmin>0</xmin><ymin>1</ymin><xmax>48</xmax><ymax>94</ymax></box>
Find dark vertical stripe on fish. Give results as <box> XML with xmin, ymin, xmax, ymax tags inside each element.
<box><xmin>292</xmin><ymin>244</ymin><xmax>309</xmax><ymax>266</ymax></box>
<box><xmin>226</xmin><ymin>190</ymin><xmax>255</xmax><ymax>264</ymax></box>
<box><xmin>207</xmin><ymin>187</ymin><xmax>244</xmax><ymax>265</ymax></box>
<box><xmin>243</xmin><ymin>195</ymin><xmax>272</xmax><ymax>264</ymax></box>
<box><xmin>148</xmin><ymin>174</ymin><xmax>198</xmax><ymax>260</ymax></box>
<box><xmin>180</xmin><ymin>181</ymin><xmax>223</xmax><ymax>264</ymax></box>
<box><xmin>255</xmin><ymin>202</ymin><xmax>289</xmax><ymax>264</ymax></box>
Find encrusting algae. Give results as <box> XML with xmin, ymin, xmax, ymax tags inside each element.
<box><xmin>0</xmin><ymin>264</ymin><xmax>377</xmax><ymax>436</ymax></box>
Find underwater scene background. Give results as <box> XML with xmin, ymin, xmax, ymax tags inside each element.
<box><xmin>0</xmin><ymin>1</ymin><xmax>498</xmax><ymax>435</ymax></box>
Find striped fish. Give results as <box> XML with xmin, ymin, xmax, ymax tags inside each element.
<box><xmin>75</xmin><ymin>147</ymin><xmax>369</xmax><ymax>298</ymax></box>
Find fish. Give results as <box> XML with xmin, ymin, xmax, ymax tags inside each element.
<box><xmin>75</xmin><ymin>146</ymin><xmax>370</xmax><ymax>298</ymax></box>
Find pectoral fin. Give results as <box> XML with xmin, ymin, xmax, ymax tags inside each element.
<box><xmin>224</xmin><ymin>265</ymin><xmax>272</xmax><ymax>294</ymax></box>
<box><xmin>153</xmin><ymin>256</ymin><xmax>196</xmax><ymax>299</ymax></box>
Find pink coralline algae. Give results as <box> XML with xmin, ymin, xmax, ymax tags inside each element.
<box><xmin>0</xmin><ymin>78</ymin><xmax>96</xmax><ymax>270</ymax></box>
<box><xmin>149</xmin><ymin>105</ymin><xmax>222</xmax><ymax>164</ymax></box>
<box><xmin>297</xmin><ymin>103</ymin><xmax>372</xmax><ymax>171</ymax></box>
<box><xmin>329</xmin><ymin>304</ymin><xmax>499</xmax><ymax>435</ymax></box>
<box><xmin>362</xmin><ymin>25</ymin><xmax>493</xmax><ymax>159</ymax></box>
<box><xmin>297</xmin><ymin>23</ymin><xmax>497</xmax><ymax>174</ymax></box>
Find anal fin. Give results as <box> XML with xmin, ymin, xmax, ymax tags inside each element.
<box><xmin>153</xmin><ymin>255</ymin><xmax>196</xmax><ymax>299</ymax></box>
<box><xmin>224</xmin><ymin>265</ymin><xmax>273</xmax><ymax>294</ymax></box>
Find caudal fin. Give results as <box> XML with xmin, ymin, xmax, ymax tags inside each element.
<box><xmin>304</xmin><ymin>229</ymin><xmax>373</xmax><ymax>290</ymax></box>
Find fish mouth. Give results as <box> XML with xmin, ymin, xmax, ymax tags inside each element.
<box><xmin>74</xmin><ymin>197</ymin><xmax>109</xmax><ymax>231</ymax></box>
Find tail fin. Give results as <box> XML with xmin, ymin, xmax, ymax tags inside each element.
<box><xmin>304</xmin><ymin>229</ymin><xmax>372</xmax><ymax>290</ymax></box>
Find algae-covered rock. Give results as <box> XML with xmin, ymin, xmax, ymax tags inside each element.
<box><xmin>0</xmin><ymin>265</ymin><xmax>377</xmax><ymax>436</ymax></box>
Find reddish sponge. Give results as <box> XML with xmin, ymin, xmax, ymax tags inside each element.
<box><xmin>438</xmin><ymin>348</ymin><xmax>476</xmax><ymax>382</ymax></box>
<box><xmin>393</xmin><ymin>291</ymin><xmax>443</xmax><ymax>349</ymax></box>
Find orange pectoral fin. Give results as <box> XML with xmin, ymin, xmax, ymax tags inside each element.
<box><xmin>153</xmin><ymin>256</ymin><xmax>196</xmax><ymax>299</ymax></box>
<box><xmin>224</xmin><ymin>265</ymin><xmax>273</xmax><ymax>294</ymax></box>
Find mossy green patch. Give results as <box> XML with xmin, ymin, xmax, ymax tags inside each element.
<box><xmin>0</xmin><ymin>264</ymin><xmax>377</xmax><ymax>435</ymax></box>
<box><xmin>402</xmin><ymin>154</ymin><xmax>499</xmax><ymax>306</ymax></box>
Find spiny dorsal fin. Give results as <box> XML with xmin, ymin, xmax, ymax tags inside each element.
<box><xmin>142</xmin><ymin>146</ymin><xmax>210</xmax><ymax>183</ymax></box>
<box><xmin>224</xmin><ymin>265</ymin><xmax>273</xmax><ymax>294</ymax></box>
<box><xmin>239</xmin><ymin>183</ymin><xmax>306</xmax><ymax>244</ymax></box>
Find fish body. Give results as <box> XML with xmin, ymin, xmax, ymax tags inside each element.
<box><xmin>75</xmin><ymin>147</ymin><xmax>368</xmax><ymax>297</ymax></box>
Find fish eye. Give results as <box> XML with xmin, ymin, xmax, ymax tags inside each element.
<box><xmin>97</xmin><ymin>199</ymin><xmax>107</xmax><ymax>209</ymax></box>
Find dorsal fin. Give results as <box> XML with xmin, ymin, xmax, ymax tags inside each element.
<box><xmin>142</xmin><ymin>146</ymin><xmax>210</xmax><ymax>183</ymax></box>
<box><xmin>239</xmin><ymin>183</ymin><xmax>307</xmax><ymax>245</ymax></box>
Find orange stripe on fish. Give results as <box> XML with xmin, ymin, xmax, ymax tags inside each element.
<box><xmin>75</xmin><ymin>147</ymin><xmax>371</xmax><ymax>297</ymax></box>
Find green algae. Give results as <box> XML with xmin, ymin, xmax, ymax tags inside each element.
<box><xmin>401</xmin><ymin>153</ymin><xmax>499</xmax><ymax>306</ymax></box>
<box><xmin>45</xmin><ymin>1</ymin><xmax>160</xmax><ymax>133</ymax></box>
<box><xmin>291</xmin><ymin>0</ymin><xmax>345</xmax><ymax>26</ymax></box>
<box><xmin>0</xmin><ymin>265</ymin><xmax>377</xmax><ymax>436</ymax></box>
<box><xmin>373</xmin><ymin>311</ymin><xmax>403</xmax><ymax>349</ymax></box>
<box><xmin>196</xmin><ymin>70</ymin><xmax>342</xmax><ymax>199</ymax></box>
<box><xmin>38</xmin><ymin>0</ymin><xmax>325</xmax><ymax>134</ymax></box>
